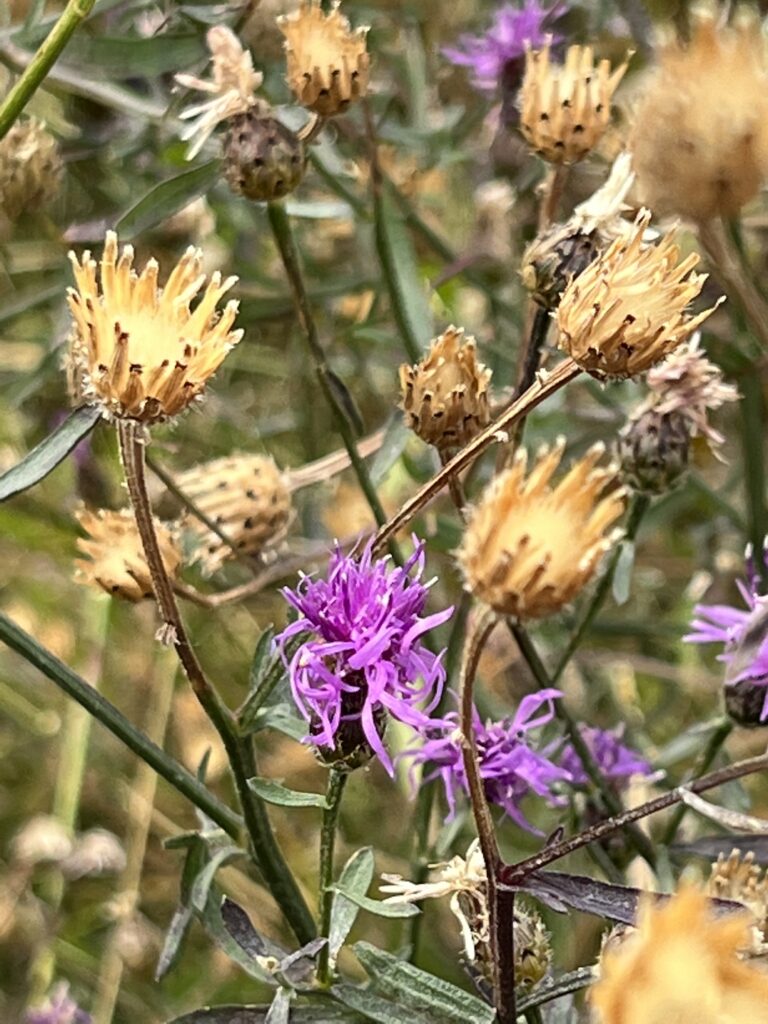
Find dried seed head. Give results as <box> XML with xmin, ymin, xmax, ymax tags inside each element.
<box><xmin>278</xmin><ymin>0</ymin><xmax>370</xmax><ymax>117</ymax></box>
<box><xmin>223</xmin><ymin>109</ymin><xmax>307</xmax><ymax>201</ymax></box>
<box><xmin>457</xmin><ymin>440</ymin><xmax>625</xmax><ymax>619</ymax></box>
<box><xmin>618</xmin><ymin>408</ymin><xmax>691</xmax><ymax>495</ymax></box>
<box><xmin>631</xmin><ymin>5</ymin><xmax>768</xmax><ymax>221</ymax></box>
<box><xmin>66</xmin><ymin>232</ymin><xmax>242</xmax><ymax>422</ymax></box>
<box><xmin>399</xmin><ymin>326</ymin><xmax>492</xmax><ymax>453</ymax></box>
<box><xmin>175</xmin><ymin>453</ymin><xmax>292</xmax><ymax>574</ymax></box>
<box><xmin>707</xmin><ymin>849</ymin><xmax>768</xmax><ymax>947</ymax></box>
<box><xmin>519</xmin><ymin>42</ymin><xmax>630</xmax><ymax>165</ymax></box>
<box><xmin>556</xmin><ymin>211</ymin><xmax>722</xmax><ymax>379</ymax></box>
<box><xmin>0</xmin><ymin>117</ymin><xmax>62</xmax><ymax>219</ymax></box>
<box><xmin>74</xmin><ymin>507</ymin><xmax>181</xmax><ymax>602</ymax></box>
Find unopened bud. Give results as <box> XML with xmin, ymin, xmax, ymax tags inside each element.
<box><xmin>618</xmin><ymin>408</ymin><xmax>690</xmax><ymax>495</ymax></box>
<box><xmin>223</xmin><ymin>109</ymin><xmax>306</xmax><ymax>201</ymax></box>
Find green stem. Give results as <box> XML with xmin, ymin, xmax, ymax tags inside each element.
<box><xmin>0</xmin><ymin>609</ymin><xmax>242</xmax><ymax>837</ymax></box>
<box><xmin>739</xmin><ymin>370</ymin><xmax>768</xmax><ymax>573</ymax></box>
<box><xmin>661</xmin><ymin>718</ymin><xmax>734</xmax><ymax>844</ymax></box>
<box><xmin>317</xmin><ymin>768</ymin><xmax>348</xmax><ymax>986</ymax></box>
<box><xmin>0</xmin><ymin>0</ymin><xmax>96</xmax><ymax>140</ymax></box>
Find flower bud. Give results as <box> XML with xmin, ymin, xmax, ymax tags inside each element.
<box><xmin>223</xmin><ymin>109</ymin><xmax>306</xmax><ymax>201</ymax></box>
<box><xmin>618</xmin><ymin>407</ymin><xmax>690</xmax><ymax>495</ymax></box>
<box><xmin>522</xmin><ymin>225</ymin><xmax>600</xmax><ymax>310</ymax></box>
<box><xmin>0</xmin><ymin>117</ymin><xmax>62</xmax><ymax>219</ymax></box>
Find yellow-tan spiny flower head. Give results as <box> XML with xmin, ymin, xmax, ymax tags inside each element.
<box><xmin>0</xmin><ymin>116</ymin><xmax>62</xmax><ymax>220</ymax></box>
<box><xmin>67</xmin><ymin>232</ymin><xmax>242</xmax><ymax>423</ymax></box>
<box><xmin>630</xmin><ymin>4</ymin><xmax>768</xmax><ymax>222</ymax></box>
<box><xmin>707</xmin><ymin>848</ymin><xmax>768</xmax><ymax>948</ymax></box>
<box><xmin>590</xmin><ymin>885</ymin><xmax>768</xmax><ymax>1024</ymax></box>
<box><xmin>556</xmin><ymin>210</ymin><xmax>723</xmax><ymax>379</ymax></box>
<box><xmin>174</xmin><ymin>453</ymin><xmax>292</xmax><ymax>574</ymax></box>
<box><xmin>74</xmin><ymin>507</ymin><xmax>181</xmax><ymax>603</ymax></box>
<box><xmin>519</xmin><ymin>42</ymin><xmax>631</xmax><ymax>164</ymax></box>
<box><xmin>176</xmin><ymin>25</ymin><xmax>264</xmax><ymax>159</ymax></box>
<box><xmin>457</xmin><ymin>440</ymin><xmax>625</xmax><ymax>620</ymax></box>
<box><xmin>278</xmin><ymin>0</ymin><xmax>370</xmax><ymax>117</ymax></box>
<box><xmin>399</xmin><ymin>326</ymin><xmax>492</xmax><ymax>453</ymax></box>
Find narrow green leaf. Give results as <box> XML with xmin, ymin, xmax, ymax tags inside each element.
<box><xmin>332</xmin><ymin>985</ymin><xmax>433</xmax><ymax>1024</ymax></box>
<box><xmin>370</xmin><ymin>415</ymin><xmax>411</xmax><ymax>487</ymax></box>
<box><xmin>248</xmin><ymin>627</ymin><xmax>276</xmax><ymax>693</ymax></box>
<box><xmin>64</xmin><ymin>33</ymin><xmax>206</xmax><ymax>77</ymax></box>
<box><xmin>167</xmin><ymin>1002</ymin><xmax>367</xmax><ymax>1023</ymax></box>
<box><xmin>612</xmin><ymin>540</ymin><xmax>635</xmax><ymax>606</ymax></box>
<box><xmin>191</xmin><ymin>846</ymin><xmax>245</xmax><ymax>912</ymax></box>
<box><xmin>117</xmin><ymin>160</ymin><xmax>221</xmax><ymax>240</ymax></box>
<box><xmin>247</xmin><ymin>777</ymin><xmax>328</xmax><ymax>809</ymax></box>
<box><xmin>332</xmin><ymin>886</ymin><xmax>419</xmax><ymax>919</ymax></box>
<box><xmin>329</xmin><ymin>848</ymin><xmax>375</xmax><ymax>960</ymax></box>
<box><xmin>0</xmin><ymin>405</ymin><xmax>101</xmax><ymax>503</ymax></box>
<box><xmin>239</xmin><ymin>631</ymin><xmax>307</xmax><ymax>732</ymax></box>
<box><xmin>156</xmin><ymin>836</ymin><xmax>209</xmax><ymax>980</ymax></box>
<box><xmin>516</xmin><ymin>967</ymin><xmax>596</xmax><ymax>1013</ymax></box>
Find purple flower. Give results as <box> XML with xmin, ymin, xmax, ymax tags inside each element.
<box><xmin>276</xmin><ymin>540</ymin><xmax>452</xmax><ymax>774</ymax></box>
<box><xmin>559</xmin><ymin>724</ymin><xmax>654</xmax><ymax>788</ymax></box>
<box><xmin>685</xmin><ymin>544</ymin><xmax>768</xmax><ymax>721</ymax></box>
<box><xmin>444</xmin><ymin>1</ymin><xmax>564</xmax><ymax>93</ymax></box>
<box><xmin>402</xmin><ymin>689</ymin><xmax>570</xmax><ymax>832</ymax></box>
<box><xmin>26</xmin><ymin>984</ymin><xmax>91</xmax><ymax>1024</ymax></box>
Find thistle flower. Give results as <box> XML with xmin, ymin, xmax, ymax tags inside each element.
<box><xmin>0</xmin><ymin>116</ymin><xmax>62</xmax><ymax>219</ymax></box>
<box><xmin>631</xmin><ymin>5</ymin><xmax>768</xmax><ymax>222</ymax></box>
<box><xmin>707</xmin><ymin>849</ymin><xmax>768</xmax><ymax>945</ymax></box>
<box><xmin>519</xmin><ymin>43</ymin><xmax>630</xmax><ymax>165</ymax></box>
<box><xmin>175</xmin><ymin>453</ymin><xmax>292</xmax><ymax>574</ymax></box>
<box><xmin>556</xmin><ymin>211</ymin><xmax>722</xmax><ymax>379</ymax></box>
<box><xmin>399</xmin><ymin>326</ymin><xmax>492</xmax><ymax>454</ymax></box>
<box><xmin>74</xmin><ymin>508</ymin><xmax>181</xmax><ymax>603</ymax></box>
<box><xmin>457</xmin><ymin>440</ymin><xmax>625</xmax><ymax>620</ymax></box>
<box><xmin>443</xmin><ymin>1</ymin><xmax>562</xmax><ymax>94</ymax></box>
<box><xmin>559</xmin><ymin>724</ymin><xmax>654</xmax><ymax>789</ymax></box>
<box><xmin>685</xmin><ymin>542</ymin><xmax>768</xmax><ymax>726</ymax></box>
<box><xmin>278</xmin><ymin>0</ymin><xmax>370</xmax><ymax>117</ymax></box>
<box><xmin>381</xmin><ymin>839</ymin><xmax>552</xmax><ymax>984</ymax></box>
<box><xmin>66</xmin><ymin>232</ymin><xmax>242</xmax><ymax>422</ymax></box>
<box><xmin>401</xmin><ymin>690</ymin><xmax>570</xmax><ymax>831</ymax></box>
<box><xmin>590</xmin><ymin>886</ymin><xmax>768</xmax><ymax>1024</ymax></box>
<box><xmin>26</xmin><ymin>984</ymin><xmax>91</xmax><ymax>1024</ymax></box>
<box><xmin>176</xmin><ymin>25</ymin><xmax>264</xmax><ymax>159</ymax></box>
<box><xmin>276</xmin><ymin>541</ymin><xmax>452</xmax><ymax>774</ymax></box>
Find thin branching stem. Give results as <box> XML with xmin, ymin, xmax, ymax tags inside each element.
<box><xmin>317</xmin><ymin>768</ymin><xmax>348</xmax><ymax>986</ymax></box>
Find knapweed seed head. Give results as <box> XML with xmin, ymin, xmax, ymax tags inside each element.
<box><xmin>618</xmin><ymin>407</ymin><xmax>691</xmax><ymax>495</ymax></box>
<box><xmin>74</xmin><ymin>507</ymin><xmax>181</xmax><ymax>603</ymax></box>
<box><xmin>590</xmin><ymin>886</ymin><xmax>768</xmax><ymax>1024</ymax></box>
<box><xmin>707</xmin><ymin>849</ymin><xmax>768</xmax><ymax>945</ymax></box>
<box><xmin>223</xmin><ymin>109</ymin><xmax>307</xmax><ymax>201</ymax></box>
<box><xmin>556</xmin><ymin>211</ymin><xmax>722</xmax><ymax>379</ymax></box>
<box><xmin>276</xmin><ymin>541</ymin><xmax>452</xmax><ymax>774</ymax></box>
<box><xmin>278</xmin><ymin>0</ymin><xmax>369</xmax><ymax>117</ymax></box>
<box><xmin>559</xmin><ymin>724</ymin><xmax>655</xmax><ymax>789</ymax></box>
<box><xmin>66</xmin><ymin>232</ymin><xmax>242</xmax><ymax>422</ymax></box>
<box><xmin>175</xmin><ymin>453</ymin><xmax>292</xmax><ymax>574</ymax></box>
<box><xmin>519</xmin><ymin>42</ymin><xmax>630</xmax><ymax>164</ymax></box>
<box><xmin>457</xmin><ymin>440</ymin><xmax>625</xmax><ymax>619</ymax></box>
<box><xmin>399</xmin><ymin>326</ymin><xmax>492</xmax><ymax>454</ymax></box>
<box><xmin>631</xmin><ymin>5</ymin><xmax>768</xmax><ymax>222</ymax></box>
<box><xmin>402</xmin><ymin>690</ymin><xmax>570</xmax><ymax>831</ymax></box>
<box><xmin>0</xmin><ymin>117</ymin><xmax>62</xmax><ymax>220</ymax></box>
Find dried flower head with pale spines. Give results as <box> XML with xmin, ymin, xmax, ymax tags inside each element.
<box><xmin>399</xmin><ymin>326</ymin><xmax>492</xmax><ymax>453</ymax></box>
<box><xmin>74</xmin><ymin>508</ymin><xmax>181</xmax><ymax>603</ymax></box>
<box><xmin>176</xmin><ymin>25</ymin><xmax>264</xmax><ymax>159</ymax></box>
<box><xmin>457</xmin><ymin>440</ymin><xmax>625</xmax><ymax>620</ymax></box>
<box><xmin>631</xmin><ymin>5</ymin><xmax>768</xmax><ymax>222</ymax></box>
<box><xmin>66</xmin><ymin>232</ymin><xmax>242</xmax><ymax>422</ymax></box>
<box><xmin>556</xmin><ymin>211</ymin><xmax>722</xmax><ymax>379</ymax></box>
<box><xmin>278</xmin><ymin>0</ymin><xmax>370</xmax><ymax>117</ymax></box>
<box><xmin>519</xmin><ymin>42</ymin><xmax>631</xmax><ymax>164</ymax></box>
<box><xmin>707</xmin><ymin>849</ymin><xmax>768</xmax><ymax>946</ymax></box>
<box><xmin>0</xmin><ymin>117</ymin><xmax>62</xmax><ymax>220</ymax></box>
<box><xmin>175</xmin><ymin>453</ymin><xmax>292</xmax><ymax>574</ymax></box>
<box><xmin>590</xmin><ymin>886</ymin><xmax>768</xmax><ymax>1024</ymax></box>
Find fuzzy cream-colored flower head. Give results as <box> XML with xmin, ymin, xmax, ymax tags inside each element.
<box><xmin>278</xmin><ymin>0</ymin><xmax>370</xmax><ymax>117</ymax></box>
<box><xmin>176</xmin><ymin>25</ymin><xmax>264</xmax><ymax>159</ymax></box>
<box><xmin>175</xmin><ymin>453</ymin><xmax>292</xmax><ymax>574</ymax></box>
<box><xmin>707</xmin><ymin>849</ymin><xmax>768</xmax><ymax>946</ymax></box>
<box><xmin>519</xmin><ymin>43</ymin><xmax>631</xmax><ymax>164</ymax></box>
<box><xmin>399</xmin><ymin>326</ymin><xmax>492</xmax><ymax>453</ymax></box>
<box><xmin>591</xmin><ymin>886</ymin><xmax>768</xmax><ymax>1024</ymax></box>
<box><xmin>0</xmin><ymin>117</ymin><xmax>62</xmax><ymax>219</ymax></box>
<box><xmin>74</xmin><ymin>508</ymin><xmax>181</xmax><ymax>602</ymax></box>
<box><xmin>630</xmin><ymin>5</ymin><xmax>768</xmax><ymax>222</ymax></box>
<box><xmin>457</xmin><ymin>440</ymin><xmax>625</xmax><ymax>620</ymax></box>
<box><xmin>66</xmin><ymin>232</ymin><xmax>242</xmax><ymax>422</ymax></box>
<box><xmin>556</xmin><ymin>211</ymin><xmax>722</xmax><ymax>379</ymax></box>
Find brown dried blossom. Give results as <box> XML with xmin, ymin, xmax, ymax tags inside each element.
<box><xmin>0</xmin><ymin>117</ymin><xmax>62</xmax><ymax>219</ymax></box>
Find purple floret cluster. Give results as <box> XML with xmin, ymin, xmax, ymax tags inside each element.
<box><xmin>560</xmin><ymin>724</ymin><xmax>654</xmax><ymax>787</ymax></box>
<box><xmin>26</xmin><ymin>985</ymin><xmax>91</xmax><ymax>1024</ymax></box>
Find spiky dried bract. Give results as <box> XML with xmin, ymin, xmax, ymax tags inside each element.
<box><xmin>519</xmin><ymin>43</ymin><xmax>630</xmax><ymax>164</ymax></box>
<box><xmin>74</xmin><ymin>508</ymin><xmax>181</xmax><ymax>603</ymax></box>
<box><xmin>707</xmin><ymin>849</ymin><xmax>768</xmax><ymax>946</ymax></box>
<box><xmin>399</xmin><ymin>326</ymin><xmax>492</xmax><ymax>452</ymax></box>
<box><xmin>0</xmin><ymin>117</ymin><xmax>62</xmax><ymax>219</ymax></box>
<box><xmin>631</xmin><ymin>6</ymin><xmax>768</xmax><ymax>221</ymax></box>
<box><xmin>66</xmin><ymin>232</ymin><xmax>242</xmax><ymax>422</ymax></box>
<box><xmin>278</xmin><ymin>0</ymin><xmax>370</xmax><ymax>117</ymax></box>
<box><xmin>457</xmin><ymin>441</ymin><xmax>625</xmax><ymax>619</ymax></box>
<box><xmin>176</xmin><ymin>453</ymin><xmax>292</xmax><ymax>574</ymax></box>
<box><xmin>556</xmin><ymin>212</ymin><xmax>721</xmax><ymax>379</ymax></box>
<box><xmin>591</xmin><ymin>886</ymin><xmax>768</xmax><ymax>1024</ymax></box>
